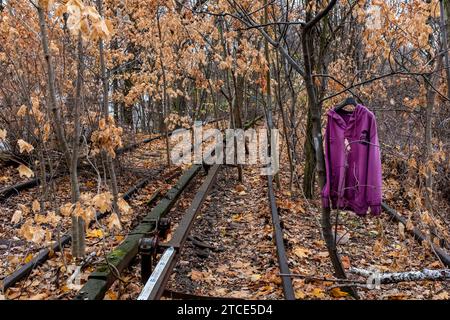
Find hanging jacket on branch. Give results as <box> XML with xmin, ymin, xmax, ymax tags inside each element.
<box><xmin>321</xmin><ymin>104</ymin><xmax>382</xmax><ymax>216</ymax></box>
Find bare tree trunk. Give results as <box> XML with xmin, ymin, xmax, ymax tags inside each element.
<box><xmin>233</xmin><ymin>74</ymin><xmax>244</xmax><ymax>182</ymax></box>
<box><xmin>71</xmin><ymin>34</ymin><xmax>85</xmax><ymax>259</ymax></box>
<box><xmin>274</xmin><ymin>51</ymin><xmax>295</xmax><ymax>190</ymax></box>
<box><xmin>97</xmin><ymin>0</ymin><xmax>119</xmax><ymax>215</ymax></box>
<box><xmin>156</xmin><ymin>12</ymin><xmax>171</xmax><ymax>167</ymax></box>
<box><xmin>218</xmin><ymin>17</ymin><xmax>234</xmax><ymax>126</ymax></box>
<box><xmin>424</xmin><ymin>56</ymin><xmax>441</xmax><ymax>212</ymax></box>
<box><xmin>303</xmin><ymin>108</ymin><xmax>315</xmax><ymax>198</ymax></box>
<box><xmin>301</xmin><ymin>8</ymin><xmax>357</xmax><ymax>296</ymax></box>
<box><xmin>439</xmin><ymin>0</ymin><xmax>450</xmax><ymax>99</ymax></box>
<box><xmin>263</xmin><ymin>1</ymin><xmax>279</xmax><ymax>187</ymax></box>
<box><xmin>37</xmin><ymin>6</ymin><xmax>70</xmax><ymax>167</ymax></box>
<box><xmin>37</xmin><ymin>5</ymin><xmax>84</xmax><ymax>258</ymax></box>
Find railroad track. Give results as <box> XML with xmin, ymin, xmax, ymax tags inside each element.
<box><xmin>136</xmin><ymin>118</ymin><xmax>296</xmax><ymax>301</ymax></box>
<box><xmin>2</xmin><ymin>116</ymin><xmax>298</xmax><ymax>300</ymax></box>
<box><xmin>136</xmin><ymin>166</ymin><xmax>296</xmax><ymax>300</ymax></box>
<box><xmin>1</xmin><ymin>166</ymin><xmax>176</xmax><ymax>292</ymax></box>
<box><xmin>137</xmin><ymin>164</ymin><xmax>221</xmax><ymax>300</ymax></box>
<box><xmin>0</xmin><ymin>118</ymin><xmax>225</xmax><ymax>202</ymax></box>
<box><xmin>75</xmin><ymin>117</ymin><xmax>278</xmax><ymax>300</ymax></box>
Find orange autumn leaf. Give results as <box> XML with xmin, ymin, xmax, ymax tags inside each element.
<box><xmin>17</xmin><ymin>164</ymin><xmax>34</xmax><ymax>178</ymax></box>
<box><xmin>17</xmin><ymin>139</ymin><xmax>34</xmax><ymax>154</ymax></box>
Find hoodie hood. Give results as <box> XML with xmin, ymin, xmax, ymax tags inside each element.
<box><xmin>327</xmin><ymin>104</ymin><xmax>365</xmax><ymax>130</ymax></box>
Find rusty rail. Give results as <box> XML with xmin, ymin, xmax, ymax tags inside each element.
<box><xmin>137</xmin><ymin>164</ymin><xmax>220</xmax><ymax>300</ymax></box>
<box><xmin>382</xmin><ymin>202</ymin><xmax>450</xmax><ymax>267</ymax></box>
<box><xmin>75</xmin><ymin>165</ymin><xmax>201</xmax><ymax>300</ymax></box>
<box><xmin>267</xmin><ymin>174</ymin><xmax>296</xmax><ymax>300</ymax></box>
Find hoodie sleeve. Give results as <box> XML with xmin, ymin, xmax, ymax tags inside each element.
<box><xmin>321</xmin><ymin>115</ymin><xmax>332</xmax><ymax>208</ymax></box>
<box><xmin>366</xmin><ymin>114</ymin><xmax>382</xmax><ymax>215</ymax></box>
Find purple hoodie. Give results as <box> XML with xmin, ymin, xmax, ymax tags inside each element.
<box><xmin>321</xmin><ymin>104</ymin><xmax>382</xmax><ymax>216</ymax></box>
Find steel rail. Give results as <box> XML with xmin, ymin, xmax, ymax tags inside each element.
<box><xmin>137</xmin><ymin>164</ymin><xmax>220</xmax><ymax>300</ymax></box>
<box><xmin>382</xmin><ymin>202</ymin><xmax>450</xmax><ymax>267</ymax></box>
<box><xmin>75</xmin><ymin>165</ymin><xmax>201</xmax><ymax>300</ymax></box>
<box><xmin>267</xmin><ymin>174</ymin><xmax>296</xmax><ymax>300</ymax></box>
<box><xmin>137</xmin><ymin>116</ymin><xmax>262</xmax><ymax>300</ymax></box>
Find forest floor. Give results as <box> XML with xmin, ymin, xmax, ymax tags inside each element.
<box><xmin>1</xmin><ymin>121</ymin><xmax>450</xmax><ymax>300</ymax></box>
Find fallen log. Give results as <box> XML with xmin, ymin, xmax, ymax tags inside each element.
<box><xmin>350</xmin><ymin>267</ymin><xmax>450</xmax><ymax>284</ymax></box>
<box><xmin>0</xmin><ymin>178</ymin><xmax>40</xmax><ymax>201</ymax></box>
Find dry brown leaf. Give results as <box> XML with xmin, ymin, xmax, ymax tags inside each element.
<box><xmin>0</xmin><ymin>128</ymin><xmax>6</xmax><ymax>140</ymax></box>
<box><xmin>190</xmin><ymin>269</ymin><xmax>204</xmax><ymax>281</ymax></box>
<box><xmin>92</xmin><ymin>192</ymin><xmax>112</xmax><ymax>213</ymax></box>
<box><xmin>433</xmin><ymin>291</ymin><xmax>449</xmax><ymax>300</ymax></box>
<box><xmin>87</xmin><ymin>229</ymin><xmax>104</xmax><ymax>238</ymax></box>
<box><xmin>17</xmin><ymin>105</ymin><xmax>27</xmax><ymax>117</ymax></box>
<box><xmin>19</xmin><ymin>219</ymin><xmax>46</xmax><ymax>244</ymax></box>
<box><xmin>81</xmin><ymin>206</ymin><xmax>96</xmax><ymax>227</ymax></box>
<box><xmin>330</xmin><ymin>287</ymin><xmax>349</xmax><ymax>298</ymax></box>
<box><xmin>406</xmin><ymin>218</ymin><xmax>414</xmax><ymax>231</ymax></box>
<box><xmin>29</xmin><ymin>293</ymin><xmax>48</xmax><ymax>300</ymax></box>
<box><xmin>398</xmin><ymin>222</ymin><xmax>405</xmax><ymax>240</ymax></box>
<box><xmin>293</xmin><ymin>246</ymin><xmax>311</xmax><ymax>258</ymax></box>
<box><xmin>250</xmin><ymin>274</ymin><xmax>262</xmax><ymax>282</ymax></box>
<box><xmin>118</xmin><ymin>198</ymin><xmax>132</xmax><ymax>215</ymax></box>
<box><xmin>311</xmin><ymin>288</ymin><xmax>325</xmax><ymax>298</ymax></box>
<box><xmin>72</xmin><ymin>203</ymin><xmax>85</xmax><ymax>218</ymax></box>
<box><xmin>17</xmin><ymin>139</ymin><xmax>34</xmax><ymax>154</ymax></box>
<box><xmin>41</xmin><ymin>211</ymin><xmax>61</xmax><ymax>227</ymax></box>
<box><xmin>295</xmin><ymin>290</ymin><xmax>306</xmax><ymax>299</ymax></box>
<box><xmin>107</xmin><ymin>213</ymin><xmax>122</xmax><ymax>231</ymax></box>
<box><xmin>17</xmin><ymin>164</ymin><xmax>34</xmax><ymax>178</ymax></box>
<box><xmin>60</xmin><ymin>203</ymin><xmax>74</xmax><ymax>216</ymax></box>
<box><xmin>341</xmin><ymin>255</ymin><xmax>351</xmax><ymax>269</ymax></box>
<box><xmin>32</xmin><ymin>200</ymin><xmax>41</xmax><ymax>213</ymax></box>
<box><xmin>387</xmin><ymin>293</ymin><xmax>407</xmax><ymax>300</ymax></box>
<box><xmin>230</xmin><ymin>290</ymin><xmax>252</xmax><ymax>299</ymax></box>
<box><xmin>216</xmin><ymin>265</ymin><xmax>228</xmax><ymax>273</ymax></box>
<box><xmin>428</xmin><ymin>261</ymin><xmax>441</xmax><ymax>268</ymax></box>
<box><xmin>6</xmin><ymin>289</ymin><xmax>21</xmax><ymax>300</ymax></box>
<box><xmin>18</xmin><ymin>204</ymin><xmax>30</xmax><ymax>215</ymax></box>
<box><xmin>24</xmin><ymin>253</ymin><xmax>33</xmax><ymax>263</ymax></box>
<box><xmin>104</xmin><ymin>290</ymin><xmax>118</xmax><ymax>300</ymax></box>
<box><xmin>11</xmin><ymin>210</ymin><xmax>23</xmax><ymax>224</ymax></box>
<box><xmin>373</xmin><ymin>239</ymin><xmax>383</xmax><ymax>257</ymax></box>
